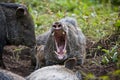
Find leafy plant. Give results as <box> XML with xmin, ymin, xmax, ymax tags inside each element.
<box><xmin>99</xmin><ymin>75</ymin><xmax>110</xmax><ymax>80</ymax></box>
<box><xmin>101</xmin><ymin>44</ymin><xmax>118</xmax><ymax>65</ymax></box>
<box><xmin>114</xmin><ymin>19</ymin><xmax>120</xmax><ymax>32</ymax></box>
<box><xmin>85</xmin><ymin>73</ymin><xmax>96</xmax><ymax>80</ymax></box>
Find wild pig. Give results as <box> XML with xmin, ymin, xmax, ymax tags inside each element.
<box><xmin>26</xmin><ymin>58</ymin><xmax>82</xmax><ymax>80</ymax></box>
<box><xmin>36</xmin><ymin>17</ymin><xmax>86</xmax><ymax>67</ymax></box>
<box><xmin>0</xmin><ymin>3</ymin><xmax>36</xmax><ymax>68</ymax></box>
<box><xmin>0</xmin><ymin>69</ymin><xmax>25</xmax><ymax>80</ymax></box>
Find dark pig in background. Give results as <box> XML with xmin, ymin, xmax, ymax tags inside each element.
<box><xmin>0</xmin><ymin>3</ymin><xmax>36</xmax><ymax>68</ymax></box>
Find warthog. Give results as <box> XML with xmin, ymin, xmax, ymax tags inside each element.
<box><xmin>36</xmin><ymin>17</ymin><xmax>86</xmax><ymax>68</ymax></box>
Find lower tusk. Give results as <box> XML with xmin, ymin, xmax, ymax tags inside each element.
<box><xmin>54</xmin><ymin>51</ymin><xmax>58</xmax><ymax>55</ymax></box>
<box><xmin>64</xmin><ymin>50</ymin><xmax>66</xmax><ymax>54</ymax></box>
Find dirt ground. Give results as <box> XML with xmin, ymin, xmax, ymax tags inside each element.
<box><xmin>3</xmin><ymin>45</ymin><xmax>34</xmax><ymax>77</ymax></box>
<box><xmin>2</xmin><ymin>47</ymin><xmax>119</xmax><ymax>79</ymax></box>
<box><xmin>1</xmin><ymin>33</ymin><xmax>120</xmax><ymax>79</ymax></box>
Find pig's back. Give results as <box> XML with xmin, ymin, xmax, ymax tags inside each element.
<box><xmin>26</xmin><ymin>65</ymin><xmax>80</xmax><ymax>80</ymax></box>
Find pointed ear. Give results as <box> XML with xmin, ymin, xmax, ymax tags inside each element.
<box><xmin>64</xmin><ymin>58</ymin><xmax>77</xmax><ymax>70</ymax></box>
<box><xmin>16</xmin><ymin>7</ymin><xmax>27</xmax><ymax>17</ymax></box>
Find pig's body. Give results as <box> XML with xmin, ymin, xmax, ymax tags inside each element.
<box><xmin>26</xmin><ymin>58</ymin><xmax>82</xmax><ymax>80</ymax></box>
<box><xmin>0</xmin><ymin>69</ymin><xmax>25</xmax><ymax>80</ymax></box>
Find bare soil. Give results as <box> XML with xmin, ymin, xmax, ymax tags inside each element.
<box><xmin>3</xmin><ymin>45</ymin><xmax>34</xmax><ymax>77</ymax></box>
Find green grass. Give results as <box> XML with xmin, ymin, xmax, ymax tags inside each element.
<box><xmin>16</xmin><ymin>0</ymin><xmax>118</xmax><ymax>41</ymax></box>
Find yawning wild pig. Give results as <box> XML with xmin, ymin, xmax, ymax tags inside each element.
<box><xmin>0</xmin><ymin>3</ymin><xmax>36</xmax><ymax>68</ymax></box>
<box><xmin>0</xmin><ymin>69</ymin><xmax>25</xmax><ymax>80</ymax></box>
<box><xmin>26</xmin><ymin>58</ymin><xmax>82</xmax><ymax>80</ymax></box>
<box><xmin>36</xmin><ymin>17</ymin><xmax>86</xmax><ymax>67</ymax></box>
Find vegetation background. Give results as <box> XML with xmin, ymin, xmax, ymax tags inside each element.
<box><xmin>2</xmin><ymin>0</ymin><xmax>120</xmax><ymax>80</ymax></box>
<box><xmin>14</xmin><ymin>0</ymin><xmax>119</xmax><ymax>40</ymax></box>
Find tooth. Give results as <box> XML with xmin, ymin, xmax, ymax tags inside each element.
<box><xmin>52</xmin><ymin>32</ymin><xmax>54</xmax><ymax>36</ymax></box>
<box><xmin>54</xmin><ymin>51</ymin><xmax>58</xmax><ymax>55</ymax></box>
<box><xmin>63</xmin><ymin>25</ymin><xmax>65</xmax><ymax>28</ymax></box>
<box><xmin>64</xmin><ymin>50</ymin><xmax>66</xmax><ymax>54</ymax></box>
<box><xmin>62</xmin><ymin>32</ymin><xmax>65</xmax><ymax>35</ymax></box>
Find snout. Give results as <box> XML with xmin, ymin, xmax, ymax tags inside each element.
<box><xmin>52</xmin><ymin>22</ymin><xmax>67</xmax><ymax>60</ymax></box>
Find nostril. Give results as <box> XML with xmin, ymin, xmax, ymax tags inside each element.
<box><xmin>52</xmin><ymin>25</ymin><xmax>56</xmax><ymax>28</ymax></box>
<box><xmin>58</xmin><ymin>24</ymin><xmax>61</xmax><ymax>27</ymax></box>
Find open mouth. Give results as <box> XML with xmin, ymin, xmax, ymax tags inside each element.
<box><xmin>53</xmin><ymin>29</ymin><xmax>67</xmax><ymax>60</ymax></box>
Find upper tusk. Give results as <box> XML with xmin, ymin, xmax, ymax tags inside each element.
<box><xmin>62</xmin><ymin>31</ymin><xmax>65</xmax><ymax>35</ymax></box>
<box><xmin>52</xmin><ymin>32</ymin><xmax>54</xmax><ymax>36</ymax></box>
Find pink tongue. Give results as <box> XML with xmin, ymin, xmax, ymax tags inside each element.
<box><xmin>56</xmin><ymin>45</ymin><xmax>65</xmax><ymax>60</ymax></box>
<box><xmin>58</xmin><ymin>55</ymin><xmax>64</xmax><ymax>60</ymax></box>
<box><xmin>58</xmin><ymin>45</ymin><xmax>64</xmax><ymax>54</ymax></box>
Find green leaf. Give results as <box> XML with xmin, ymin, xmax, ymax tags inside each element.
<box><xmin>99</xmin><ymin>76</ymin><xmax>110</xmax><ymax>80</ymax></box>
<box><xmin>115</xmin><ymin>20</ymin><xmax>120</xmax><ymax>27</ymax></box>
<box><xmin>101</xmin><ymin>56</ymin><xmax>109</xmax><ymax>65</ymax></box>
<box><xmin>112</xmin><ymin>70</ymin><xmax>120</xmax><ymax>76</ymax></box>
<box><xmin>112</xmin><ymin>52</ymin><xmax>118</xmax><ymax>62</ymax></box>
<box><xmin>102</xmin><ymin>49</ymin><xmax>109</xmax><ymax>54</ymax></box>
<box><xmin>86</xmin><ymin>73</ymin><xmax>96</xmax><ymax>79</ymax></box>
<box><xmin>97</xmin><ymin>46</ymin><xmax>102</xmax><ymax>49</ymax></box>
